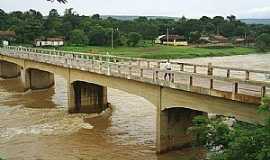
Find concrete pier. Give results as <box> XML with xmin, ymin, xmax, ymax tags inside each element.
<box><xmin>68</xmin><ymin>81</ymin><xmax>108</xmax><ymax>113</ymax></box>
<box><xmin>21</xmin><ymin>68</ymin><xmax>54</xmax><ymax>91</ymax></box>
<box><xmin>0</xmin><ymin>60</ymin><xmax>20</xmax><ymax>78</ymax></box>
<box><xmin>157</xmin><ymin>108</ymin><xmax>204</xmax><ymax>153</ymax></box>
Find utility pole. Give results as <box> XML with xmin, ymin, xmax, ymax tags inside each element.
<box><xmin>167</xmin><ymin>27</ymin><xmax>169</xmax><ymax>46</ymax></box>
<box><xmin>111</xmin><ymin>28</ymin><xmax>114</xmax><ymax>49</ymax></box>
<box><xmin>111</xmin><ymin>28</ymin><xmax>119</xmax><ymax>49</ymax></box>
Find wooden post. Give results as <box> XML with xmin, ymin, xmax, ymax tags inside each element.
<box><xmin>227</xmin><ymin>69</ymin><xmax>230</xmax><ymax>78</ymax></box>
<box><xmin>245</xmin><ymin>71</ymin><xmax>250</xmax><ymax>80</ymax></box>
<box><xmin>207</xmin><ymin>63</ymin><xmax>213</xmax><ymax>76</ymax></box>
<box><xmin>261</xmin><ymin>86</ymin><xmax>266</xmax><ymax>97</ymax></box>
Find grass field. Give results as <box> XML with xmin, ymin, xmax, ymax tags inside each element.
<box><xmin>59</xmin><ymin>45</ymin><xmax>258</xmax><ymax>59</ymax></box>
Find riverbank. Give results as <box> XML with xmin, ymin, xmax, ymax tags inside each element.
<box><xmin>59</xmin><ymin>45</ymin><xmax>258</xmax><ymax>59</ymax></box>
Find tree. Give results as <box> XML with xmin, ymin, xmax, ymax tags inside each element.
<box><xmin>69</xmin><ymin>29</ymin><xmax>88</xmax><ymax>45</ymax></box>
<box><xmin>190</xmin><ymin>97</ymin><xmax>270</xmax><ymax>160</ymax></box>
<box><xmin>256</xmin><ymin>33</ymin><xmax>270</xmax><ymax>51</ymax></box>
<box><xmin>127</xmin><ymin>32</ymin><xmax>142</xmax><ymax>47</ymax></box>
<box><xmin>189</xmin><ymin>31</ymin><xmax>201</xmax><ymax>43</ymax></box>
<box><xmin>213</xmin><ymin>16</ymin><xmax>225</xmax><ymax>35</ymax></box>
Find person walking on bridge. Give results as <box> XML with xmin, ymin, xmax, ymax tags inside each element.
<box><xmin>164</xmin><ymin>59</ymin><xmax>172</xmax><ymax>81</ymax></box>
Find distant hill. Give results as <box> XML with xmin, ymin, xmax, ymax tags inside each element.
<box><xmin>101</xmin><ymin>15</ymin><xmax>178</xmax><ymax>21</ymax></box>
<box><xmin>101</xmin><ymin>15</ymin><xmax>270</xmax><ymax>25</ymax></box>
<box><xmin>240</xmin><ymin>19</ymin><xmax>270</xmax><ymax>25</ymax></box>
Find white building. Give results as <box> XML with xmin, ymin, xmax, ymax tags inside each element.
<box><xmin>35</xmin><ymin>38</ymin><xmax>64</xmax><ymax>47</ymax></box>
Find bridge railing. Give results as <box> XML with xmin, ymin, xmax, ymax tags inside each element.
<box><xmin>1</xmin><ymin>46</ymin><xmax>269</xmax><ymax>102</ymax></box>
<box><xmin>3</xmin><ymin>46</ymin><xmax>163</xmax><ymax>69</ymax></box>
<box><xmin>168</xmin><ymin>61</ymin><xmax>270</xmax><ymax>83</ymax></box>
<box><xmin>4</xmin><ymin>46</ymin><xmax>270</xmax><ymax>83</ymax></box>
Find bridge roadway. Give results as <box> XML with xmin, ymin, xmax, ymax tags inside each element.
<box><xmin>0</xmin><ymin>46</ymin><xmax>270</xmax><ymax>153</ymax></box>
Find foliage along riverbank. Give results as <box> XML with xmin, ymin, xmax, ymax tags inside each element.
<box><xmin>189</xmin><ymin>97</ymin><xmax>270</xmax><ymax>160</ymax></box>
<box><xmin>59</xmin><ymin>45</ymin><xmax>258</xmax><ymax>59</ymax></box>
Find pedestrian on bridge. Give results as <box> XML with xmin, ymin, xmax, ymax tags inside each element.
<box><xmin>164</xmin><ymin>59</ymin><xmax>172</xmax><ymax>81</ymax></box>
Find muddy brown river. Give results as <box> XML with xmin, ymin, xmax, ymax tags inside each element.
<box><xmin>0</xmin><ymin>54</ymin><xmax>269</xmax><ymax>160</ymax></box>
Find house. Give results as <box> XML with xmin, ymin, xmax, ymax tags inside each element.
<box><xmin>155</xmin><ymin>34</ymin><xmax>188</xmax><ymax>46</ymax></box>
<box><xmin>200</xmin><ymin>35</ymin><xmax>229</xmax><ymax>44</ymax></box>
<box><xmin>0</xmin><ymin>31</ymin><xmax>16</xmax><ymax>46</ymax></box>
<box><xmin>34</xmin><ymin>37</ymin><xmax>64</xmax><ymax>47</ymax></box>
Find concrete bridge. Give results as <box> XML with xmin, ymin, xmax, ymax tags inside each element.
<box><xmin>0</xmin><ymin>46</ymin><xmax>270</xmax><ymax>153</ymax></box>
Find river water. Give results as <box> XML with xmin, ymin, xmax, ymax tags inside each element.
<box><xmin>0</xmin><ymin>54</ymin><xmax>269</xmax><ymax>160</ymax></box>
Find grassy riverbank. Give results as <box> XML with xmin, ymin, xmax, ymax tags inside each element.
<box><xmin>59</xmin><ymin>45</ymin><xmax>258</xmax><ymax>59</ymax></box>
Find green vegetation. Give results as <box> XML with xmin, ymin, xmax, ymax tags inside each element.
<box><xmin>1</xmin><ymin>8</ymin><xmax>270</xmax><ymax>49</ymax></box>
<box><xmin>60</xmin><ymin>45</ymin><xmax>257</xmax><ymax>59</ymax></box>
<box><xmin>256</xmin><ymin>33</ymin><xmax>270</xmax><ymax>52</ymax></box>
<box><xmin>190</xmin><ymin>97</ymin><xmax>270</xmax><ymax>160</ymax></box>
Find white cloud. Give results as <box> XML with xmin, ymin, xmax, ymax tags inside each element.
<box><xmin>239</xmin><ymin>6</ymin><xmax>270</xmax><ymax>18</ymax></box>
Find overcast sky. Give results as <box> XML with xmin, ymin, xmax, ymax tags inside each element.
<box><xmin>1</xmin><ymin>0</ymin><xmax>270</xmax><ymax>18</ymax></box>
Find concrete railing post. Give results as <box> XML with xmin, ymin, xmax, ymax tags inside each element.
<box><xmin>189</xmin><ymin>76</ymin><xmax>193</xmax><ymax>86</ymax></box>
<box><xmin>233</xmin><ymin>82</ymin><xmax>239</xmax><ymax>94</ymax></box>
<box><xmin>210</xmin><ymin>79</ymin><xmax>214</xmax><ymax>89</ymax></box>
<box><xmin>147</xmin><ymin>61</ymin><xmax>150</xmax><ymax>69</ymax></box>
<box><xmin>129</xmin><ymin>66</ymin><xmax>132</xmax><ymax>78</ymax></box>
<box><xmin>180</xmin><ymin>63</ymin><xmax>184</xmax><ymax>71</ymax></box>
<box><xmin>140</xmin><ymin>68</ymin><xmax>143</xmax><ymax>78</ymax></box>
<box><xmin>245</xmin><ymin>71</ymin><xmax>250</xmax><ymax>80</ymax></box>
<box><xmin>138</xmin><ymin>60</ymin><xmax>141</xmax><ymax>68</ymax></box>
<box><xmin>98</xmin><ymin>61</ymin><xmax>102</xmax><ymax>73</ymax></box>
<box><xmin>107</xmin><ymin>63</ymin><xmax>111</xmax><ymax>75</ymax></box>
<box><xmin>171</xmin><ymin>73</ymin><xmax>175</xmax><ymax>83</ymax></box>
<box><xmin>157</xmin><ymin>62</ymin><xmax>161</xmax><ymax>69</ymax></box>
<box><xmin>155</xmin><ymin>71</ymin><xmax>159</xmax><ymax>81</ymax></box>
<box><xmin>261</xmin><ymin>86</ymin><xmax>266</xmax><ymax>97</ymax></box>
<box><xmin>118</xmin><ymin>65</ymin><xmax>121</xmax><ymax>74</ymax></box>
<box><xmin>227</xmin><ymin>69</ymin><xmax>231</xmax><ymax>78</ymax></box>
<box><xmin>207</xmin><ymin>63</ymin><xmax>213</xmax><ymax>76</ymax></box>
<box><xmin>193</xmin><ymin>65</ymin><xmax>197</xmax><ymax>73</ymax></box>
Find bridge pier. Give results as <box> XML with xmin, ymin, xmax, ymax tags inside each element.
<box><xmin>68</xmin><ymin>81</ymin><xmax>108</xmax><ymax>113</ymax></box>
<box><xmin>157</xmin><ymin>108</ymin><xmax>204</xmax><ymax>153</ymax></box>
<box><xmin>21</xmin><ymin>68</ymin><xmax>55</xmax><ymax>91</ymax></box>
<box><xmin>0</xmin><ymin>60</ymin><xmax>20</xmax><ymax>79</ymax></box>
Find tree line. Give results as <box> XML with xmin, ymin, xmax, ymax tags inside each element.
<box><xmin>1</xmin><ymin>8</ymin><xmax>270</xmax><ymax>48</ymax></box>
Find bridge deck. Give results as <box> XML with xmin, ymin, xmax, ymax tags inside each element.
<box><xmin>1</xmin><ymin>46</ymin><xmax>269</xmax><ymax>105</ymax></box>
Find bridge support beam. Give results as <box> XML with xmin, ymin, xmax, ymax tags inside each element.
<box><xmin>21</xmin><ymin>68</ymin><xmax>54</xmax><ymax>91</ymax></box>
<box><xmin>157</xmin><ymin>108</ymin><xmax>204</xmax><ymax>153</ymax></box>
<box><xmin>0</xmin><ymin>60</ymin><xmax>20</xmax><ymax>79</ymax></box>
<box><xmin>68</xmin><ymin>81</ymin><xmax>108</xmax><ymax>113</ymax></box>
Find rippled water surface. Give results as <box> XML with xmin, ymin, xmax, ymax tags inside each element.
<box><xmin>0</xmin><ymin>54</ymin><xmax>269</xmax><ymax>160</ymax></box>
